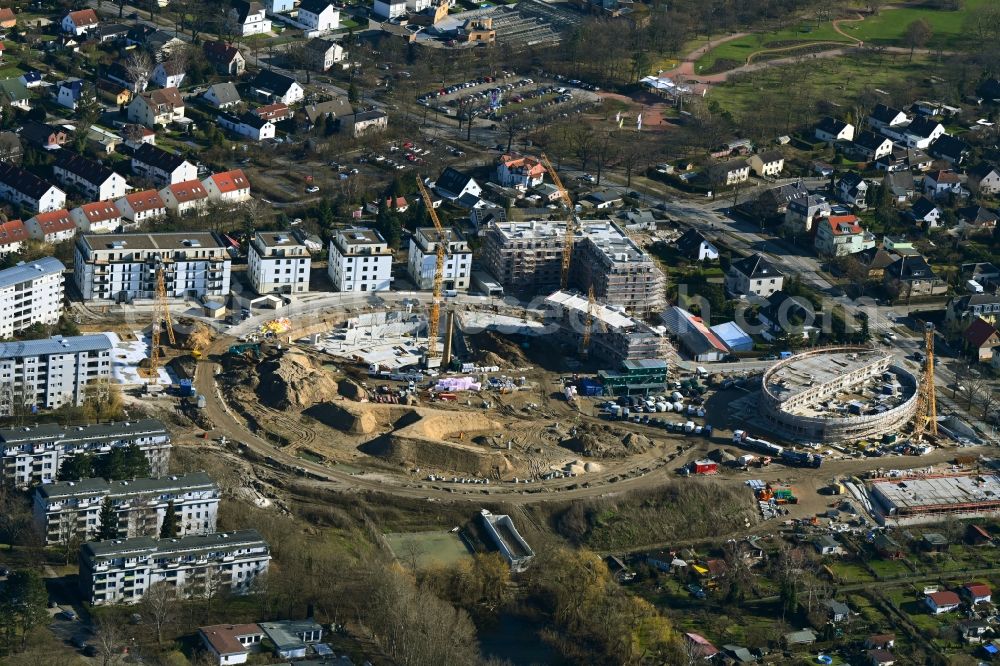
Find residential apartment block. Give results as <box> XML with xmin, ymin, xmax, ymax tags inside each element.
<box><xmin>406</xmin><ymin>227</ymin><xmax>471</xmax><ymax>291</ymax></box>
<box><xmin>0</xmin><ymin>334</ymin><xmax>112</xmax><ymax>419</ymax></box>
<box><xmin>33</xmin><ymin>472</ymin><xmax>219</xmax><ymax>545</ymax></box>
<box><xmin>74</xmin><ymin>232</ymin><xmax>232</xmax><ymax>302</ymax></box>
<box><xmin>0</xmin><ymin>257</ymin><xmax>65</xmax><ymax>339</ymax></box>
<box><xmin>248</xmin><ymin>231</ymin><xmax>311</xmax><ymax>295</ymax></box>
<box><xmin>327</xmin><ymin>228</ymin><xmax>392</xmax><ymax>292</ymax></box>
<box><xmin>81</xmin><ymin>529</ymin><xmax>271</xmax><ymax>605</ymax></box>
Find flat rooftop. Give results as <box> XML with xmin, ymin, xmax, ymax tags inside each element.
<box><xmin>256</xmin><ymin>231</ymin><xmax>305</xmax><ymax>248</ymax></box>
<box><xmin>765</xmin><ymin>350</ymin><xmax>889</xmax><ymax>402</ymax></box>
<box><xmin>38</xmin><ymin>472</ymin><xmax>215</xmax><ymax>500</ymax></box>
<box><xmin>83</xmin><ymin>529</ymin><xmax>266</xmax><ymax>559</ymax></box>
<box><xmin>337</xmin><ymin>228</ymin><xmax>385</xmax><ymax>245</ymax></box>
<box><xmin>545</xmin><ymin>290</ymin><xmax>638</xmax><ymax>330</ymax></box>
<box><xmin>872</xmin><ymin>475</ymin><xmax>1000</xmax><ymax>512</ymax></box>
<box><xmin>0</xmin><ymin>334</ymin><xmax>112</xmax><ymax>359</ymax></box>
<box><xmin>0</xmin><ymin>257</ymin><xmax>64</xmax><ymax>288</ymax></box>
<box><xmin>80</xmin><ymin>232</ymin><xmax>225</xmax><ymax>252</ymax></box>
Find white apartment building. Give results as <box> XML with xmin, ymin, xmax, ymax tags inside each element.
<box><xmin>0</xmin><ymin>419</ymin><xmax>171</xmax><ymax>488</ymax></box>
<box><xmin>0</xmin><ymin>334</ymin><xmax>112</xmax><ymax>419</ymax></box>
<box><xmin>327</xmin><ymin>228</ymin><xmax>392</xmax><ymax>292</ymax></box>
<box><xmin>81</xmin><ymin>529</ymin><xmax>271</xmax><ymax>605</ymax></box>
<box><xmin>0</xmin><ymin>257</ymin><xmax>65</xmax><ymax>339</ymax></box>
<box><xmin>33</xmin><ymin>472</ymin><xmax>219</xmax><ymax>545</ymax></box>
<box><xmin>74</xmin><ymin>232</ymin><xmax>232</xmax><ymax>302</ymax></box>
<box><xmin>406</xmin><ymin>227</ymin><xmax>471</xmax><ymax>291</ymax></box>
<box><xmin>248</xmin><ymin>231</ymin><xmax>311</xmax><ymax>295</ymax></box>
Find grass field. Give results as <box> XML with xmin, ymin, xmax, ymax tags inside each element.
<box><xmin>385</xmin><ymin>530</ymin><xmax>473</xmax><ymax>570</ymax></box>
<box><xmin>695</xmin><ymin>0</ymin><xmax>987</xmax><ymax>73</ymax></box>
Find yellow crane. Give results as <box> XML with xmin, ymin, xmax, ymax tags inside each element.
<box><xmin>581</xmin><ymin>285</ymin><xmax>595</xmax><ymax>352</ymax></box>
<box><xmin>539</xmin><ymin>153</ymin><xmax>575</xmax><ymax>289</ymax></box>
<box><xmin>912</xmin><ymin>321</ymin><xmax>938</xmax><ymax>441</ymax></box>
<box><xmin>415</xmin><ymin>177</ymin><xmax>446</xmax><ymax>362</ymax></box>
<box><xmin>147</xmin><ymin>262</ymin><xmax>176</xmax><ymax>385</ymax></box>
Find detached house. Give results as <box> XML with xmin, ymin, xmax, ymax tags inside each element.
<box><xmin>707</xmin><ymin>158</ymin><xmax>750</xmax><ymax>186</ymax></box>
<box><xmin>497</xmin><ymin>154</ymin><xmax>545</xmax><ymax>191</ymax></box>
<box><xmin>202</xmin><ymin>82</ymin><xmax>241</xmax><ymax>110</ymax></box>
<box><xmin>837</xmin><ymin>172</ymin><xmax>868</xmax><ymax>209</ymax></box>
<box><xmin>0</xmin><ymin>78</ymin><xmax>31</xmax><ymax>110</ymax></box>
<box><xmin>216</xmin><ymin>112</ymin><xmax>275</xmax><ymax>142</ymax></box>
<box><xmin>814</xmin><ymin>214</ymin><xmax>876</xmax><ymax>257</ymax></box>
<box><xmin>341</xmin><ymin>110</ymin><xmax>388</xmax><ymax>137</ymax></box>
<box><xmin>929</xmin><ymin>134</ymin><xmax>970</xmax><ymax>166</ymax></box>
<box><xmin>924</xmin><ymin>590</ymin><xmax>961</xmax><ymax>615</ymax></box>
<box><xmin>203</xmin><ymin>170</ymin><xmax>251</xmax><ymax>205</ymax></box>
<box><xmin>906</xmin><ymin>197</ymin><xmax>942</xmax><ymax>228</ymax></box>
<box><xmin>230</xmin><ymin>1</ymin><xmax>272</xmax><ymax>36</ymax></box>
<box><xmin>132</xmin><ymin>144</ymin><xmax>197</xmax><ymax>187</ymax></box>
<box><xmin>747</xmin><ymin>150</ymin><xmax>784</xmax><ymax>178</ymax></box>
<box><xmin>899</xmin><ymin>116</ymin><xmax>946</xmax><ymax>150</ymax></box>
<box><xmin>203</xmin><ymin>42</ymin><xmax>245</xmax><ymax>76</ymax></box>
<box><xmin>298</xmin><ymin>0</ymin><xmax>340</xmax><ymax>31</ymax></box>
<box><xmin>435</xmin><ymin>167</ymin><xmax>481</xmax><ymax>201</ymax></box>
<box><xmin>151</xmin><ymin>60</ymin><xmax>186</xmax><ymax>89</ymax></box>
<box><xmin>61</xmin><ymin>9</ymin><xmax>98</xmax><ymax>36</ymax></box>
<box><xmin>726</xmin><ymin>253</ymin><xmax>784</xmax><ymax>297</ymax></box>
<box><xmin>252</xmin><ymin>70</ymin><xmax>303</xmax><ymax>106</ymax></box>
<box><xmin>160</xmin><ymin>180</ymin><xmax>209</xmax><ymax>216</ymax></box>
<box><xmin>675</xmin><ymin>229</ymin><xmax>719</xmax><ymax>261</ymax></box>
<box><xmin>19</xmin><ymin>121</ymin><xmax>67</xmax><ymax>151</ymax></box>
<box><xmin>26</xmin><ymin>209</ymin><xmax>75</xmax><ymax>244</ymax></box>
<box><xmin>0</xmin><ymin>8</ymin><xmax>16</xmax><ymax>29</ymax></box>
<box><xmin>0</xmin><ymin>163</ymin><xmax>66</xmax><ymax>213</ymax></box>
<box><xmin>104</xmin><ymin>62</ymin><xmax>147</xmax><ymax>94</ymax></box>
<box><xmin>815</xmin><ymin>117</ymin><xmax>854</xmax><ymax>143</ymax></box>
<box><xmin>52</xmin><ymin>152</ymin><xmax>128</xmax><ymax>201</ymax></box>
<box><xmin>54</xmin><ymin>79</ymin><xmax>93</xmax><ymax>111</ymax></box>
<box><xmin>786</xmin><ymin>194</ymin><xmax>831</xmax><ymax>233</ymax></box>
<box><xmin>868</xmin><ymin>104</ymin><xmax>909</xmax><ymax>131</ymax></box>
<box><xmin>127</xmin><ymin>87</ymin><xmax>185</xmax><ymax>127</ymax></box>
<box><xmin>947</xmin><ymin>294</ymin><xmax>1000</xmax><ymax>327</ymax></box>
<box><xmin>884</xmin><ymin>254</ymin><xmax>946</xmax><ymax>300</ymax></box>
<box><xmin>0</xmin><ymin>220</ymin><xmax>29</xmax><ymax>255</ymax></box>
<box><xmin>304</xmin><ymin>38</ymin><xmax>345</xmax><ymax>71</ymax></box>
<box><xmin>964</xmin><ymin>318</ymin><xmax>1000</xmax><ymax>362</ymax></box>
<box><xmin>968</xmin><ymin>163</ymin><xmax>1000</xmax><ymax>196</ymax></box>
<box><xmin>962</xmin><ymin>582</ymin><xmax>992</xmax><ymax>605</ymax></box>
<box><xmin>71</xmin><ymin>201</ymin><xmax>122</xmax><ymax>233</ymax></box>
<box><xmin>923</xmin><ymin>170</ymin><xmax>963</xmax><ymax>199</ymax></box>
<box><xmin>255</xmin><ymin>103</ymin><xmax>293</xmax><ymax>123</ymax></box>
<box><xmin>957</xmin><ymin>205</ymin><xmax>998</xmax><ymax>230</ymax></box>
<box><xmin>115</xmin><ymin>189</ymin><xmax>166</xmax><ymax>227</ymax></box>
<box><xmin>851</xmin><ymin>130</ymin><xmax>894</xmax><ymax>162</ymax></box>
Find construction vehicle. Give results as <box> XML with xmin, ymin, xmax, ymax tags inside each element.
<box><xmin>415</xmin><ymin>177</ymin><xmax>446</xmax><ymax>365</ymax></box>
<box><xmin>228</xmin><ymin>342</ymin><xmax>261</xmax><ymax>360</ymax></box>
<box><xmin>146</xmin><ymin>262</ymin><xmax>176</xmax><ymax>385</ymax></box>
<box><xmin>539</xmin><ymin>153</ymin><xmax>576</xmax><ymax>289</ymax></box>
<box><xmin>911</xmin><ymin>321</ymin><xmax>938</xmax><ymax>442</ymax></box>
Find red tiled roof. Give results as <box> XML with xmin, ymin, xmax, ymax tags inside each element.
<box><xmin>125</xmin><ymin>189</ymin><xmax>165</xmax><ymax>213</ymax></box>
<box><xmin>0</xmin><ymin>219</ymin><xmax>27</xmax><ymax>245</ymax></box>
<box><xmin>827</xmin><ymin>214</ymin><xmax>863</xmax><ymax>235</ymax></box>
<box><xmin>209</xmin><ymin>169</ymin><xmax>249</xmax><ymax>193</ymax></box>
<box><xmin>927</xmin><ymin>170</ymin><xmax>960</xmax><ymax>184</ymax></box>
<box><xmin>499</xmin><ymin>153</ymin><xmax>545</xmax><ymax>177</ymax></box>
<box><xmin>80</xmin><ymin>201</ymin><xmax>121</xmax><ymax>223</ymax></box>
<box><xmin>0</xmin><ymin>8</ymin><xmax>15</xmax><ymax>22</ymax></box>
<box><xmin>67</xmin><ymin>9</ymin><xmax>99</xmax><ymax>26</ymax></box>
<box><xmin>253</xmin><ymin>102</ymin><xmax>290</xmax><ymax>120</ymax></box>
<box><xmin>927</xmin><ymin>591</ymin><xmax>960</xmax><ymax>606</ymax></box>
<box><xmin>964</xmin><ymin>583</ymin><xmax>991</xmax><ymax>598</ymax></box>
<box><xmin>199</xmin><ymin>624</ymin><xmax>262</xmax><ymax>656</ymax></box>
<box><xmin>32</xmin><ymin>209</ymin><xmax>74</xmax><ymax>233</ymax></box>
<box><xmin>168</xmin><ymin>180</ymin><xmax>208</xmax><ymax>203</ymax></box>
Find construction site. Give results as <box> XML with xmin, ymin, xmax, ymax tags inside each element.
<box><xmin>869</xmin><ymin>473</ymin><xmax>1000</xmax><ymax>526</ymax></box>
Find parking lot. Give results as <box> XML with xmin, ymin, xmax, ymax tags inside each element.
<box><xmin>418</xmin><ymin>74</ymin><xmax>598</xmax><ymax>122</ymax></box>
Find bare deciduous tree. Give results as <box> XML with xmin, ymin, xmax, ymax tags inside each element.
<box><xmin>139</xmin><ymin>581</ymin><xmax>179</xmax><ymax>645</ymax></box>
<box><xmin>123</xmin><ymin>50</ymin><xmax>154</xmax><ymax>92</ymax></box>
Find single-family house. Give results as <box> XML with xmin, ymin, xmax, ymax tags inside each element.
<box><xmin>97</xmin><ymin>79</ymin><xmax>132</xmax><ymax>107</ymax></box>
<box><xmin>496</xmin><ymin>153</ymin><xmax>545</xmax><ymax>191</ymax></box>
<box><xmin>203</xmin><ymin>83</ymin><xmax>242</xmax><ymax>110</ymax></box>
<box><xmin>54</xmin><ymin>79</ymin><xmax>93</xmax><ymax>111</ymax></box>
<box><xmin>104</xmin><ymin>62</ymin><xmax>147</xmax><ymax>94</ymax></box>
<box><xmin>145</xmin><ymin>31</ymin><xmax>185</xmax><ymax>60</ymax></box>
<box><xmin>959</xmin><ymin>620</ymin><xmax>990</xmax><ymax>645</ymax></box>
<box><xmin>884</xmin><ymin>171</ymin><xmax>915</xmax><ymax>202</ymax></box>
<box><xmin>93</xmin><ymin>23</ymin><xmax>129</xmax><ymax>43</ymax></box>
<box><xmin>203</xmin><ymin>170</ymin><xmax>251</xmax><ymax>205</ymax></box>
<box><xmin>814</xmin><ymin>214</ymin><xmax>876</xmax><ymax>257</ymax></box>
<box><xmin>0</xmin><ymin>8</ymin><xmax>16</xmax><ymax>29</ymax></box>
<box><xmin>203</xmin><ymin>42</ymin><xmax>246</xmax><ymax>76</ymax></box>
<box><xmin>199</xmin><ymin>623</ymin><xmax>264</xmax><ymax>666</ymax></box>
<box><xmin>0</xmin><ymin>78</ymin><xmax>31</xmax><ymax>110</ymax></box>
<box><xmin>747</xmin><ymin>150</ymin><xmax>784</xmax><ymax>178</ymax></box>
<box><xmin>252</xmin><ymin>70</ymin><xmax>303</xmax><ymax>106</ymax></box>
<box><xmin>583</xmin><ymin>190</ymin><xmax>623</xmax><ymax>209</ymax></box>
<box><xmin>216</xmin><ymin>112</ymin><xmax>275</xmax><ymax>142</ymax></box>
<box><xmin>868</xmin><ymin>103</ymin><xmax>909</xmax><ymax>131</ymax></box>
<box><xmin>968</xmin><ymin>163</ymin><xmax>1000</xmax><ymax>196</ymax></box>
<box><xmin>683</xmin><ymin>633</ymin><xmax>719</xmax><ymax>660</ymax></box>
<box><xmin>122</xmin><ymin>124</ymin><xmax>156</xmax><ymax>150</ymax></box>
<box><xmin>922</xmin><ymin>170</ymin><xmax>963</xmax><ymax>199</ymax></box>
<box><xmin>253</xmin><ymin>103</ymin><xmax>293</xmax><ymax>123</ymax></box>
<box><xmin>675</xmin><ymin>229</ymin><xmax>719</xmax><ymax>261</ymax></box>
<box><xmin>159</xmin><ymin>180</ymin><xmax>210</xmax><ymax>216</ymax></box>
<box><xmin>947</xmin><ymin>294</ymin><xmax>1000</xmax><ymax>327</ymax></box>
<box><xmin>304</xmin><ymin>38</ymin><xmax>345</xmax><ymax>71</ymax></box>
<box><xmin>19</xmin><ymin>71</ymin><xmax>44</xmax><ymax>89</ymax></box>
<box><xmin>71</xmin><ymin>201</ymin><xmax>122</xmax><ymax>233</ymax></box>
<box><xmin>964</xmin><ymin>262</ymin><xmax>1000</xmax><ymax>290</ymax></box>
<box><xmin>19</xmin><ymin>121</ymin><xmax>67</xmax><ymax>151</ymax></box>
<box><xmin>852</xmin><ymin>130</ymin><xmax>894</xmax><ymax>162</ymax></box>
<box><xmin>854</xmin><ymin>245</ymin><xmax>902</xmax><ymax>281</ymax></box>
<box><xmin>868</xmin><ymin>649</ymin><xmax>896</xmax><ymax>666</ymax></box>
<box><xmin>0</xmin><ymin>219</ymin><xmax>28</xmax><ymax>254</ymax></box>
<box><xmin>785</xmin><ymin>193</ymin><xmax>831</xmax><ymax>233</ymax></box>
<box><xmin>783</xmin><ymin>629</ymin><xmax>817</xmax><ymax>647</ymax></box>
<box><xmin>962</xmin><ymin>582</ymin><xmax>992</xmax><ymax>605</ymax></box>
<box><xmin>115</xmin><ymin>189</ymin><xmax>166</xmax><ymax>227</ymax></box>
<box><xmin>884</xmin><ymin>254</ymin><xmax>946</xmax><ymax>300</ymax></box>
<box><xmin>127</xmin><ymin>87</ymin><xmax>185</xmax><ymax>127</ymax></box>
<box><xmin>759</xmin><ymin>291</ymin><xmax>817</xmax><ymax>341</ymax></box>
<box><xmin>837</xmin><ymin>172</ymin><xmax>868</xmax><ymax>209</ymax></box>
<box><xmin>266</xmin><ymin>0</ymin><xmax>296</xmax><ymax>11</ymax></box>
<box><xmin>726</xmin><ymin>253</ymin><xmax>784</xmax><ymax>297</ymax></box>
<box><xmin>964</xmin><ymin>318</ymin><xmax>1000</xmax><ymax>362</ymax></box>
<box><xmin>52</xmin><ymin>152</ymin><xmax>128</xmax><ymax>202</ymax></box>
<box><xmin>230</xmin><ymin>1</ymin><xmax>272</xmax><ymax>36</ymax></box>
<box><xmin>707</xmin><ymin>158</ymin><xmax>750</xmax><ymax>187</ymax></box>
<box><xmin>906</xmin><ymin>197</ymin><xmax>942</xmax><ymax>228</ymax></box>
<box><xmin>298</xmin><ymin>97</ymin><xmax>353</xmax><ymax>130</ymax></box>
<box><xmin>132</xmin><ymin>144</ymin><xmax>197</xmax><ymax>187</ymax></box>
<box><xmin>151</xmin><ymin>60</ymin><xmax>186</xmax><ymax>89</ymax></box>
<box><xmin>25</xmin><ymin>209</ymin><xmax>75</xmax><ymax>244</ymax></box>
<box><xmin>900</xmin><ymin>116</ymin><xmax>946</xmax><ymax>149</ymax></box>
<box><xmin>61</xmin><ymin>9</ymin><xmax>98</xmax><ymax>36</ymax></box>
<box><xmin>0</xmin><ymin>162</ymin><xmax>66</xmax><ymax>213</ymax></box>
<box><xmin>957</xmin><ymin>205</ymin><xmax>998</xmax><ymax>230</ymax></box>
<box><xmin>929</xmin><ymin>134</ymin><xmax>971</xmax><ymax>166</ymax></box>
<box><xmin>924</xmin><ymin>590</ymin><xmax>960</xmax><ymax>614</ymax></box>
<box><xmin>435</xmin><ymin>167</ymin><xmax>481</xmax><ymax>201</ymax></box>
<box><xmin>815</xmin><ymin>117</ymin><xmax>854</xmax><ymax>143</ymax></box>
<box><xmin>297</xmin><ymin>0</ymin><xmax>340</xmax><ymax>31</ymax></box>
<box><xmin>822</xmin><ymin>599</ymin><xmax>852</xmax><ymax>624</ymax></box>
<box><xmin>865</xmin><ymin>635</ymin><xmax>896</xmax><ymax>651</ymax></box>
<box><xmin>341</xmin><ymin>110</ymin><xmax>388</xmax><ymax>137</ymax></box>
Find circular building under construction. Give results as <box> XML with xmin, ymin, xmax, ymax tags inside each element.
<box><xmin>759</xmin><ymin>347</ymin><xmax>919</xmax><ymax>443</ymax></box>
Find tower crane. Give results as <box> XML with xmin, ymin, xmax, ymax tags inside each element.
<box><xmin>415</xmin><ymin>177</ymin><xmax>446</xmax><ymax>362</ymax></box>
<box><xmin>147</xmin><ymin>262</ymin><xmax>176</xmax><ymax>385</ymax></box>
<box><xmin>581</xmin><ymin>285</ymin><xmax>596</xmax><ymax>354</ymax></box>
<box><xmin>539</xmin><ymin>153</ymin><xmax>575</xmax><ymax>290</ymax></box>
<box><xmin>912</xmin><ymin>321</ymin><xmax>938</xmax><ymax>442</ymax></box>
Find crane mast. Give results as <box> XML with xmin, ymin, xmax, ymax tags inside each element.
<box><xmin>539</xmin><ymin>153</ymin><xmax>575</xmax><ymax>290</ymax></box>
<box><xmin>912</xmin><ymin>321</ymin><xmax>938</xmax><ymax>441</ymax></box>
<box><xmin>148</xmin><ymin>262</ymin><xmax>176</xmax><ymax>384</ymax></box>
<box><xmin>415</xmin><ymin>178</ymin><xmax>446</xmax><ymax>361</ymax></box>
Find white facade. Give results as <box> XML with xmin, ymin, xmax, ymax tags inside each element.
<box><xmin>53</xmin><ymin>160</ymin><xmax>128</xmax><ymax>202</ymax></box>
<box><xmin>71</xmin><ymin>201</ymin><xmax>123</xmax><ymax>233</ymax></box>
<box><xmin>0</xmin><ymin>164</ymin><xmax>66</xmax><ymax>213</ymax></box>
<box><xmin>0</xmin><ymin>258</ymin><xmax>64</xmax><ymax>339</ymax></box>
<box><xmin>81</xmin><ymin>530</ymin><xmax>271</xmax><ymax>605</ymax></box>
<box><xmin>0</xmin><ymin>419</ymin><xmax>171</xmax><ymax>488</ymax></box>
<box><xmin>406</xmin><ymin>227</ymin><xmax>471</xmax><ymax>291</ymax></box>
<box><xmin>203</xmin><ymin>171</ymin><xmax>252</xmax><ymax>205</ymax></box>
<box><xmin>373</xmin><ymin>0</ymin><xmax>407</xmax><ymax>19</ymax></box>
<box><xmin>298</xmin><ymin>2</ymin><xmax>340</xmax><ymax>31</ymax></box>
<box><xmin>25</xmin><ymin>210</ymin><xmax>77</xmax><ymax>244</ymax></box>
<box><xmin>151</xmin><ymin>62</ymin><xmax>186</xmax><ymax>89</ymax></box>
<box><xmin>248</xmin><ymin>231</ymin><xmax>311</xmax><ymax>295</ymax></box>
<box><xmin>33</xmin><ymin>472</ymin><xmax>220</xmax><ymax>545</ymax></box>
<box><xmin>328</xmin><ymin>228</ymin><xmax>392</xmax><ymax>292</ymax></box>
<box><xmin>74</xmin><ymin>232</ymin><xmax>232</xmax><ymax>301</ymax></box>
<box><xmin>159</xmin><ymin>181</ymin><xmax>209</xmax><ymax>217</ymax></box>
<box><xmin>234</xmin><ymin>4</ymin><xmax>272</xmax><ymax>36</ymax></box>
<box><xmin>216</xmin><ymin>114</ymin><xmax>275</xmax><ymax>142</ymax></box>
<box><xmin>115</xmin><ymin>190</ymin><xmax>167</xmax><ymax>226</ymax></box>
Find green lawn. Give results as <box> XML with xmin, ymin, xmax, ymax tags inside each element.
<box><xmin>385</xmin><ymin>530</ymin><xmax>473</xmax><ymax>570</ymax></box>
<box><xmin>828</xmin><ymin>561</ymin><xmax>875</xmax><ymax>584</ymax></box>
<box><xmin>695</xmin><ymin>0</ymin><xmax>987</xmax><ymax>73</ymax></box>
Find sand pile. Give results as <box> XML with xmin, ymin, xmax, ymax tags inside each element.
<box><xmin>257</xmin><ymin>350</ymin><xmax>340</xmax><ymax>410</ymax></box>
<box><xmin>338</xmin><ymin>378</ymin><xmax>367</xmax><ymax>401</ymax></box>
<box><xmin>560</xmin><ymin>423</ymin><xmax>654</xmax><ymax>458</ymax></box>
<box><xmin>472</xmin><ymin>332</ymin><xmax>529</xmax><ymax>368</ymax></box>
<box><xmin>175</xmin><ymin>318</ymin><xmax>214</xmax><ymax>352</ymax></box>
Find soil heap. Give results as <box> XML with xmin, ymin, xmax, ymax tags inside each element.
<box><xmin>257</xmin><ymin>349</ymin><xmax>340</xmax><ymax>410</ymax></box>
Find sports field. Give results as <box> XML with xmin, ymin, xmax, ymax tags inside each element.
<box><xmin>386</xmin><ymin>530</ymin><xmax>474</xmax><ymax>569</ymax></box>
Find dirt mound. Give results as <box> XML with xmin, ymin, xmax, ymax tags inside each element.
<box><xmin>175</xmin><ymin>318</ymin><xmax>214</xmax><ymax>352</ymax></box>
<box><xmin>471</xmin><ymin>332</ymin><xmax>529</xmax><ymax>368</ymax></box>
<box><xmin>167</xmin><ymin>354</ymin><xmax>198</xmax><ymax>381</ymax></box>
<box><xmin>257</xmin><ymin>350</ymin><xmax>340</xmax><ymax>410</ymax></box>
<box><xmin>305</xmin><ymin>402</ymin><xmax>379</xmax><ymax>435</ymax></box>
<box><xmin>560</xmin><ymin>423</ymin><xmax>655</xmax><ymax>458</ymax></box>
<box><xmin>337</xmin><ymin>378</ymin><xmax>366</xmax><ymax>401</ymax></box>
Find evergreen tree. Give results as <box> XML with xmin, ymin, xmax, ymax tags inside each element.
<box><xmin>58</xmin><ymin>453</ymin><xmax>93</xmax><ymax>481</ymax></box>
<box><xmin>160</xmin><ymin>501</ymin><xmax>178</xmax><ymax>538</ymax></box>
<box><xmin>122</xmin><ymin>444</ymin><xmax>151</xmax><ymax>479</ymax></box>
<box><xmin>96</xmin><ymin>498</ymin><xmax>118</xmax><ymax>541</ymax></box>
